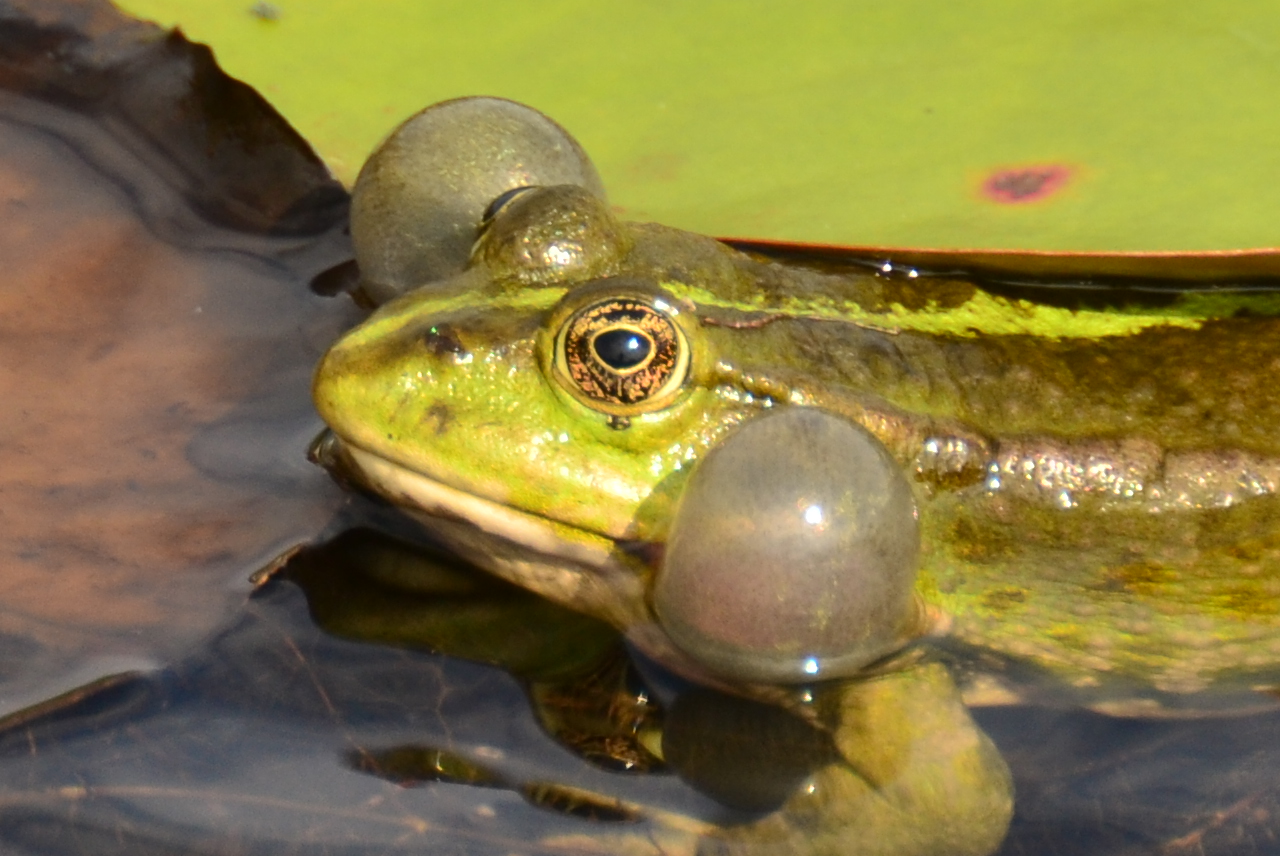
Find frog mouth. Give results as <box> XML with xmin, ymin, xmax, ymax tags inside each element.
<box><xmin>310</xmin><ymin>431</ymin><xmax>650</xmax><ymax>627</ymax></box>
<box><xmin>313</xmin><ymin>430</ymin><xmax>615</xmax><ymax>565</ymax></box>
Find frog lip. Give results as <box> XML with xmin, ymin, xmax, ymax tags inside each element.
<box><xmin>315</xmin><ymin>432</ymin><xmax>618</xmax><ymax>571</ymax></box>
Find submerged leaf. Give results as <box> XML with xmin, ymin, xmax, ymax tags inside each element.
<box><xmin>0</xmin><ymin>0</ymin><xmax>356</xmax><ymax>714</ymax></box>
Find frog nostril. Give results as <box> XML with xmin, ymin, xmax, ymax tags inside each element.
<box><xmin>592</xmin><ymin>328</ymin><xmax>652</xmax><ymax>370</ymax></box>
<box><xmin>422</xmin><ymin>323</ymin><xmax>467</xmax><ymax>357</ymax></box>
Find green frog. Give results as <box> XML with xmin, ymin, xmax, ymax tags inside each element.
<box><xmin>312</xmin><ymin>96</ymin><xmax>1280</xmax><ymax>701</ymax></box>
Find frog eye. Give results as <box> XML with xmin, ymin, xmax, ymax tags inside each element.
<box><xmin>477</xmin><ymin>184</ymin><xmax>629</xmax><ymax>285</ymax></box>
<box><xmin>553</xmin><ymin>294</ymin><xmax>689</xmax><ymax>416</ymax></box>
<box><xmin>481</xmin><ymin>185</ymin><xmax>537</xmax><ymax>223</ymax></box>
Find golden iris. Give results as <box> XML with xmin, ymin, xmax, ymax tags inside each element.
<box><xmin>554</xmin><ymin>295</ymin><xmax>689</xmax><ymax>415</ymax></box>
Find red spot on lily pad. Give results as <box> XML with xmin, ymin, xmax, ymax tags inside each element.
<box><xmin>982</xmin><ymin>164</ymin><xmax>1072</xmax><ymax>204</ymax></box>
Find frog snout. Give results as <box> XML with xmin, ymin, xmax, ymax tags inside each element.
<box><xmin>652</xmin><ymin>407</ymin><xmax>922</xmax><ymax>684</ymax></box>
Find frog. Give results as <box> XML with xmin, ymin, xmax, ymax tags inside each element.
<box><xmin>312</xmin><ymin>96</ymin><xmax>1280</xmax><ymax>703</ymax></box>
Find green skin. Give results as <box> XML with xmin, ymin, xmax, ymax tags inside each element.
<box><xmin>313</xmin><ymin>183</ymin><xmax>1280</xmax><ymax>698</ymax></box>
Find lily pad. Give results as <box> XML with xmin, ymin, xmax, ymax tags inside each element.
<box><xmin>115</xmin><ymin>0</ymin><xmax>1280</xmax><ymax>254</ymax></box>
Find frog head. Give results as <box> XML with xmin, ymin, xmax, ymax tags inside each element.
<box><xmin>313</xmin><ymin>98</ymin><xmax>923</xmax><ymax>686</ymax></box>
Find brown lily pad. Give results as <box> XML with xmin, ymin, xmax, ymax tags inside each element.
<box><xmin>0</xmin><ymin>0</ymin><xmax>357</xmax><ymax>714</ymax></box>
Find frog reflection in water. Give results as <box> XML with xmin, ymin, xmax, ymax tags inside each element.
<box><xmin>288</xmin><ymin>528</ymin><xmax>1012</xmax><ymax>856</ymax></box>
<box><xmin>309</xmin><ymin>97</ymin><xmax>1280</xmax><ymax>852</ymax></box>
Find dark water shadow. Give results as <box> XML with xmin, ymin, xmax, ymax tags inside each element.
<box><xmin>0</xmin><ymin>571</ymin><xmax>725</xmax><ymax>855</ymax></box>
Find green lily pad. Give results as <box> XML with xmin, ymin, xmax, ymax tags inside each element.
<box><xmin>115</xmin><ymin>0</ymin><xmax>1280</xmax><ymax>254</ymax></box>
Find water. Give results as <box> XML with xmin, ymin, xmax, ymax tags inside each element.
<box><xmin>3</xmin><ymin>12</ymin><xmax>1280</xmax><ymax>856</ymax></box>
<box><xmin>3</xmin><ymin>512</ymin><xmax>1279</xmax><ymax>854</ymax></box>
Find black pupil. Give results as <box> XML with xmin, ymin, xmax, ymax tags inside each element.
<box><xmin>593</xmin><ymin>329</ymin><xmax>651</xmax><ymax>370</ymax></box>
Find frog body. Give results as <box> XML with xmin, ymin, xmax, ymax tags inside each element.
<box><xmin>313</xmin><ymin>97</ymin><xmax>1280</xmax><ymax>697</ymax></box>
